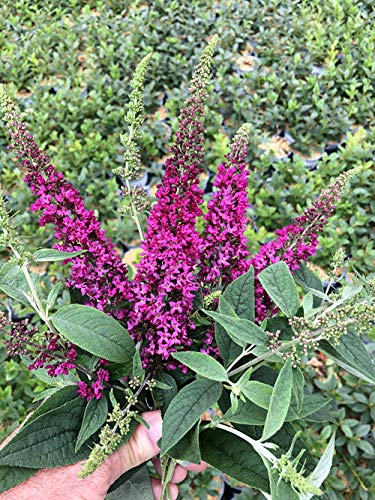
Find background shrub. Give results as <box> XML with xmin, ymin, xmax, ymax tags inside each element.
<box><xmin>0</xmin><ymin>0</ymin><xmax>374</xmax><ymax>497</ymax></box>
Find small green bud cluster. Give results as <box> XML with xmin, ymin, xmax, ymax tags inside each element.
<box><xmin>203</xmin><ymin>290</ymin><xmax>222</xmax><ymax>308</ymax></box>
<box><xmin>0</xmin><ymin>85</ymin><xmax>20</xmax><ymax>124</ymax></box>
<box><xmin>125</xmin><ymin>391</ymin><xmax>138</xmax><ymax>406</ymax></box>
<box><xmin>128</xmin><ymin>375</ymin><xmax>142</xmax><ymax>390</ymax></box>
<box><xmin>113</xmin><ymin>53</ymin><xmax>152</xmax><ymax>182</ymax></box>
<box><xmin>146</xmin><ymin>378</ymin><xmax>156</xmax><ymax>390</ymax></box>
<box><xmin>267</xmin><ymin>317</ymin><xmax>319</xmax><ymax>367</ymax></box>
<box><xmin>329</xmin><ymin>248</ymin><xmax>345</xmax><ymax>278</ymax></box>
<box><xmin>0</xmin><ymin>193</ymin><xmax>33</xmax><ymax>265</ymax></box>
<box><xmin>276</xmin><ymin>451</ymin><xmax>322</xmax><ymax>496</ymax></box>
<box><xmin>119</xmin><ymin>185</ymin><xmax>150</xmax><ymax>215</ymax></box>
<box><xmin>79</xmin><ymin>404</ymin><xmax>138</xmax><ymax>478</ymax></box>
<box><xmin>317</xmin><ymin>302</ymin><xmax>375</xmax><ymax>341</ymax></box>
<box><xmin>189</xmin><ymin>35</ymin><xmax>219</xmax><ymax>98</ymax></box>
<box><xmin>107</xmin><ymin>404</ymin><xmax>137</xmax><ymax>435</ymax></box>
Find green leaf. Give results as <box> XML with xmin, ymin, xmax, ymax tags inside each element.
<box><xmin>0</xmin><ymin>397</ymin><xmax>89</xmax><ymax>467</ymax></box>
<box><xmin>0</xmin><ymin>466</ymin><xmax>38</xmax><ymax>494</ymax></box>
<box><xmin>204</xmin><ymin>310</ymin><xmax>267</xmax><ymax>347</ymax></box>
<box><xmin>320</xmin><ymin>329</ymin><xmax>375</xmax><ymax>384</ymax></box>
<box><xmin>154</xmin><ymin>381</ymin><xmax>172</xmax><ymax>390</ymax></box>
<box><xmin>0</xmin><ymin>262</ymin><xmax>39</xmax><ymax>307</ymax></box>
<box><xmin>262</xmin><ymin>360</ymin><xmax>293</xmax><ymax>440</ymax></box>
<box><xmin>215</xmin><ymin>323</ymin><xmax>242</xmax><ymax>368</ymax></box>
<box><xmin>218</xmin><ymin>296</ymin><xmax>238</xmax><ymax>317</ymax></box>
<box><xmin>132</xmin><ymin>349</ymin><xmax>145</xmax><ymax>381</ymax></box>
<box><xmin>292</xmin><ymin>367</ymin><xmax>304</xmax><ymax>412</ymax></box>
<box><xmin>293</xmin><ymin>263</ymin><xmax>323</xmax><ymax>308</ymax></box>
<box><xmin>33</xmin><ymin>386</ymin><xmax>62</xmax><ymax>402</ymax></box>
<box><xmin>241</xmin><ymin>381</ymin><xmax>273</xmax><ymax>410</ymax></box>
<box><xmin>258</xmin><ymin>262</ymin><xmax>300</xmax><ymax>317</ymax></box>
<box><xmin>75</xmin><ymin>397</ymin><xmax>108</xmax><ymax>452</ymax></box>
<box><xmin>153</xmin><ymin>373</ymin><xmax>178</xmax><ymax>414</ymax></box>
<box><xmin>220</xmin><ymin>391</ymin><xmax>267</xmax><ymax>426</ymax></box>
<box><xmin>300</xmin><ymin>433</ymin><xmax>336</xmax><ymax>500</ymax></box>
<box><xmin>51</xmin><ymin>305</ymin><xmax>135</xmax><ymax>364</ymax></box>
<box><xmin>160</xmin><ymin>378</ymin><xmax>222</xmax><ymax>455</ymax></box>
<box><xmin>26</xmin><ymin>385</ymin><xmax>79</xmax><ymax>425</ymax></box>
<box><xmin>168</xmin><ymin>422</ymin><xmax>201</xmax><ymax>464</ymax></box>
<box><xmin>46</xmin><ymin>282</ymin><xmax>64</xmax><ymax>309</ymax></box>
<box><xmin>288</xmin><ymin>394</ymin><xmax>331</xmax><ymax>420</ymax></box>
<box><xmin>200</xmin><ymin>427</ymin><xmax>269</xmax><ymax>492</ymax></box>
<box><xmin>221</xmin><ymin>267</ymin><xmax>255</xmax><ymax>320</ymax></box>
<box><xmin>107</xmin><ymin>360</ymin><xmax>133</xmax><ymax>380</ymax></box>
<box><xmin>32</xmin><ymin>248</ymin><xmax>85</xmax><ymax>262</ymax></box>
<box><xmin>106</xmin><ymin>464</ymin><xmax>153</xmax><ymax>500</ymax></box>
<box><xmin>172</xmin><ymin>352</ymin><xmax>229</xmax><ymax>382</ymax></box>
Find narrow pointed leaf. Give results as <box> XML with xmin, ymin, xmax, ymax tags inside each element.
<box><xmin>160</xmin><ymin>378</ymin><xmax>222</xmax><ymax>455</ymax></box>
<box><xmin>221</xmin><ymin>267</ymin><xmax>255</xmax><ymax>320</ymax></box>
<box><xmin>33</xmin><ymin>248</ymin><xmax>85</xmax><ymax>262</ymax></box>
<box><xmin>75</xmin><ymin>397</ymin><xmax>108</xmax><ymax>452</ymax></box>
<box><xmin>215</xmin><ymin>323</ymin><xmax>242</xmax><ymax>368</ymax></box>
<box><xmin>262</xmin><ymin>360</ymin><xmax>293</xmax><ymax>441</ymax></box>
<box><xmin>300</xmin><ymin>433</ymin><xmax>336</xmax><ymax>500</ymax></box>
<box><xmin>204</xmin><ymin>310</ymin><xmax>267</xmax><ymax>347</ymax></box>
<box><xmin>172</xmin><ymin>352</ymin><xmax>229</xmax><ymax>382</ymax></box>
<box><xmin>292</xmin><ymin>367</ymin><xmax>305</xmax><ymax>412</ymax></box>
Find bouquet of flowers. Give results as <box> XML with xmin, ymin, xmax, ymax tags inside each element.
<box><xmin>0</xmin><ymin>36</ymin><xmax>374</xmax><ymax>499</ymax></box>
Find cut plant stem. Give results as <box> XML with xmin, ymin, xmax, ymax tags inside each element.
<box><xmin>126</xmin><ymin>177</ymin><xmax>145</xmax><ymax>241</ymax></box>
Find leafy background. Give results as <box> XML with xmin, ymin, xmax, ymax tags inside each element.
<box><xmin>0</xmin><ymin>0</ymin><xmax>374</xmax><ymax>498</ymax></box>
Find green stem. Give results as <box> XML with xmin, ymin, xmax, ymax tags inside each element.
<box><xmin>226</xmin><ymin>345</ymin><xmax>255</xmax><ymax>374</ymax></box>
<box><xmin>161</xmin><ymin>456</ymin><xmax>176</xmax><ymax>500</ymax></box>
<box><xmin>227</xmin><ymin>319</ymin><xmax>357</xmax><ymax>377</ymax></box>
<box><xmin>215</xmin><ymin>423</ymin><xmax>277</xmax><ymax>464</ymax></box>
<box><xmin>126</xmin><ymin>177</ymin><xmax>144</xmax><ymax>241</ymax></box>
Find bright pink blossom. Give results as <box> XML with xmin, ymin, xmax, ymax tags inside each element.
<box><xmin>199</xmin><ymin>124</ymin><xmax>252</xmax><ymax>288</ymax></box>
<box><xmin>2</xmin><ymin>108</ymin><xmax>130</xmax><ymax>318</ymax></box>
<box><xmin>249</xmin><ymin>170</ymin><xmax>358</xmax><ymax>321</ymax></box>
<box><xmin>127</xmin><ymin>92</ymin><xmax>206</xmax><ymax>365</ymax></box>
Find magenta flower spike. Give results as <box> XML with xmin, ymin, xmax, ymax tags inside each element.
<box><xmin>128</xmin><ymin>36</ymin><xmax>218</xmax><ymax>365</ymax></box>
<box><xmin>199</xmin><ymin>123</ymin><xmax>252</xmax><ymax>289</ymax></box>
<box><xmin>0</xmin><ymin>88</ymin><xmax>131</xmax><ymax>318</ymax></box>
<box><xmin>250</xmin><ymin>167</ymin><xmax>362</xmax><ymax>321</ymax></box>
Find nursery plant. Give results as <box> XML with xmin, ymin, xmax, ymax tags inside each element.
<box><xmin>0</xmin><ymin>37</ymin><xmax>374</xmax><ymax>499</ymax></box>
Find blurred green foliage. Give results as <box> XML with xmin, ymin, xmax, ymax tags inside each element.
<box><xmin>0</xmin><ymin>0</ymin><xmax>374</xmax><ymax>498</ymax></box>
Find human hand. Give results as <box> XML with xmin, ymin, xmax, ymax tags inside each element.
<box><xmin>0</xmin><ymin>410</ymin><xmax>206</xmax><ymax>500</ymax></box>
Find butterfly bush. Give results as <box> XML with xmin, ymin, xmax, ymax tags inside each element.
<box><xmin>0</xmin><ymin>90</ymin><xmax>131</xmax><ymax>319</ymax></box>
<box><xmin>0</xmin><ymin>37</ymin><xmax>359</xmax><ymax>383</ymax></box>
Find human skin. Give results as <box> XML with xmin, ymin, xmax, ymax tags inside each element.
<box><xmin>0</xmin><ymin>411</ymin><xmax>206</xmax><ymax>500</ymax></box>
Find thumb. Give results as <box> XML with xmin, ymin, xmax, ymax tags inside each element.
<box><xmin>106</xmin><ymin>410</ymin><xmax>162</xmax><ymax>485</ymax></box>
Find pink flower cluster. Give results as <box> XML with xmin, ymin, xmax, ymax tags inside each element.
<box><xmin>3</xmin><ymin>106</ymin><xmax>130</xmax><ymax>319</ymax></box>
<box><xmin>249</xmin><ymin>171</ymin><xmax>355</xmax><ymax>321</ymax></box>
<box><xmin>199</xmin><ymin>124</ymin><xmax>252</xmax><ymax>288</ymax></box>
<box><xmin>127</xmin><ymin>92</ymin><xmax>206</xmax><ymax>365</ymax></box>
<box><xmin>0</xmin><ymin>313</ymin><xmax>76</xmax><ymax>377</ymax></box>
<box><xmin>77</xmin><ymin>368</ymin><xmax>110</xmax><ymax>401</ymax></box>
